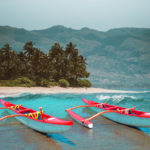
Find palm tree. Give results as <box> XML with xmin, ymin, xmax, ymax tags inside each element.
<box><xmin>64</xmin><ymin>42</ymin><xmax>90</xmax><ymax>84</ymax></box>
<box><xmin>65</xmin><ymin>42</ymin><xmax>76</xmax><ymax>57</ymax></box>
<box><xmin>0</xmin><ymin>44</ymin><xmax>13</xmax><ymax>79</ymax></box>
<box><xmin>48</xmin><ymin>43</ymin><xmax>66</xmax><ymax>81</ymax></box>
<box><xmin>23</xmin><ymin>41</ymin><xmax>35</xmax><ymax>61</ymax></box>
<box><xmin>1</xmin><ymin>44</ymin><xmax>11</xmax><ymax>67</ymax></box>
<box><xmin>0</xmin><ymin>49</ymin><xmax>4</xmax><ymax>79</ymax></box>
<box><xmin>17</xmin><ymin>51</ymin><xmax>27</xmax><ymax>77</ymax></box>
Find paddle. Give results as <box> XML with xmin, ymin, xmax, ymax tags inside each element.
<box><xmin>84</xmin><ymin>107</ymin><xmax>136</xmax><ymax>122</ymax></box>
<box><xmin>0</xmin><ymin>110</ymin><xmax>44</xmax><ymax>121</ymax></box>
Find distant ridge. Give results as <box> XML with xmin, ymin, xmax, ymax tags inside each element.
<box><xmin>0</xmin><ymin>25</ymin><xmax>150</xmax><ymax>88</ymax></box>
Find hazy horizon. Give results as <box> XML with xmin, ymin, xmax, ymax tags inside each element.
<box><xmin>1</xmin><ymin>24</ymin><xmax>150</xmax><ymax>33</ymax></box>
<box><xmin>0</xmin><ymin>0</ymin><xmax>150</xmax><ymax>31</ymax></box>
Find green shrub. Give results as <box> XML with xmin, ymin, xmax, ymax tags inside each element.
<box><xmin>48</xmin><ymin>82</ymin><xmax>58</xmax><ymax>87</ymax></box>
<box><xmin>13</xmin><ymin>77</ymin><xmax>36</xmax><ymax>87</ymax></box>
<box><xmin>0</xmin><ymin>80</ymin><xmax>11</xmax><ymax>86</ymax></box>
<box><xmin>0</xmin><ymin>78</ymin><xmax>36</xmax><ymax>87</ymax></box>
<box><xmin>77</xmin><ymin>79</ymin><xmax>92</xmax><ymax>87</ymax></box>
<box><xmin>58</xmin><ymin>79</ymin><xmax>70</xmax><ymax>87</ymax></box>
<box><xmin>39</xmin><ymin>78</ymin><xmax>49</xmax><ymax>87</ymax></box>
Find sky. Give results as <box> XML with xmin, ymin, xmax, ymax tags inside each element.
<box><xmin>0</xmin><ymin>0</ymin><xmax>150</xmax><ymax>31</ymax></box>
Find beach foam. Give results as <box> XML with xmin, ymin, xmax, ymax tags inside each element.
<box><xmin>0</xmin><ymin>87</ymin><xmax>139</xmax><ymax>98</ymax></box>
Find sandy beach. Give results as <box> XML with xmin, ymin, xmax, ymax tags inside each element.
<box><xmin>1</xmin><ymin>116</ymin><xmax>150</xmax><ymax>150</ymax></box>
<box><xmin>0</xmin><ymin>87</ymin><xmax>138</xmax><ymax>96</ymax></box>
<box><xmin>0</xmin><ymin>122</ymin><xmax>62</xmax><ymax>150</ymax></box>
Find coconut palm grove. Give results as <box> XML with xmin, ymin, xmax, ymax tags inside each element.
<box><xmin>0</xmin><ymin>41</ymin><xmax>91</xmax><ymax>87</ymax></box>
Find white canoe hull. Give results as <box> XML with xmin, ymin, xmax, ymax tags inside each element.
<box><xmin>90</xmin><ymin>107</ymin><xmax>150</xmax><ymax>128</ymax></box>
<box><xmin>7</xmin><ymin>109</ymin><xmax>71</xmax><ymax>133</ymax></box>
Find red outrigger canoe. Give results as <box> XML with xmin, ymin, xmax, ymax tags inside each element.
<box><xmin>82</xmin><ymin>98</ymin><xmax>150</xmax><ymax>128</ymax></box>
<box><xmin>66</xmin><ymin>98</ymin><xmax>150</xmax><ymax>128</ymax></box>
<box><xmin>0</xmin><ymin>99</ymin><xmax>73</xmax><ymax>133</ymax></box>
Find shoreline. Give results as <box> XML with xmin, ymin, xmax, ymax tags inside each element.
<box><xmin>0</xmin><ymin>86</ymin><xmax>139</xmax><ymax>96</ymax></box>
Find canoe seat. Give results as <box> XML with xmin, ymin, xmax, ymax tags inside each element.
<box><xmin>97</xmin><ymin>103</ymin><xmax>107</xmax><ymax>108</ymax></box>
<box><xmin>117</xmin><ymin>108</ymin><xmax>133</xmax><ymax>114</ymax></box>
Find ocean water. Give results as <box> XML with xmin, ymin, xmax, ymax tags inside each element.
<box><xmin>1</xmin><ymin>90</ymin><xmax>150</xmax><ymax>115</ymax></box>
<box><xmin>1</xmin><ymin>90</ymin><xmax>150</xmax><ymax>126</ymax></box>
<box><xmin>0</xmin><ymin>89</ymin><xmax>150</xmax><ymax>149</ymax></box>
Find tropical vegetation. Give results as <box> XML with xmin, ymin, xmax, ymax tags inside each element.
<box><xmin>0</xmin><ymin>41</ymin><xmax>91</xmax><ymax>87</ymax></box>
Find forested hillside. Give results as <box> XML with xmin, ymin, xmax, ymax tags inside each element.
<box><xmin>0</xmin><ymin>25</ymin><xmax>150</xmax><ymax>88</ymax></box>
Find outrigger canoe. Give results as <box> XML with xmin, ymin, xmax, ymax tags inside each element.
<box><xmin>82</xmin><ymin>98</ymin><xmax>150</xmax><ymax>128</ymax></box>
<box><xmin>0</xmin><ymin>99</ymin><xmax>73</xmax><ymax>133</ymax></box>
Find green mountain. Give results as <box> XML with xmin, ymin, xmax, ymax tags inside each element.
<box><xmin>0</xmin><ymin>25</ymin><xmax>150</xmax><ymax>88</ymax></box>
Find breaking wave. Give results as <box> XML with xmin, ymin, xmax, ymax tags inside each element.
<box><xmin>0</xmin><ymin>93</ymin><xmax>22</xmax><ymax>98</ymax></box>
<box><xmin>0</xmin><ymin>93</ymin><xmax>35</xmax><ymax>99</ymax></box>
<box><xmin>96</xmin><ymin>94</ymin><xmax>136</xmax><ymax>103</ymax></box>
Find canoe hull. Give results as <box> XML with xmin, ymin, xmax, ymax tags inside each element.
<box><xmin>82</xmin><ymin>98</ymin><xmax>150</xmax><ymax>128</ymax></box>
<box><xmin>0</xmin><ymin>99</ymin><xmax>73</xmax><ymax>133</ymax></box>
<box><xmin>7</xmin><ymin>109</ymin><xmax>71</xmax><ymax>133</ymax></box>
<box><xmin>91</xmin><ymin>107</ymin><xmax>150</xmax><ymax>127</ymax></box>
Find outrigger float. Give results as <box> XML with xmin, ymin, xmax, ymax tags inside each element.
<box><xmin>0</xmin><ymin>99</ymin><xmax>73</xmax><ymax>133</ymax></box>
<box><xmin>66</xmin><ymin>98</ymin><xmax>150</xmax><ymax>128</ymax></box>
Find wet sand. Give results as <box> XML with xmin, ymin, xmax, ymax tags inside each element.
<box><xmin>61</xmin><ymin>112</ymin><xmax>150</xmax><ymax>150</ymax></box>
<box><xmin>0</xmin><ymin>122</ymin><xmax>62</xmax><ymax>150</ymax></box>
<box><xmin>1</xmin><ymin>115</ymin><xmax>150</xmax><ymax>150</ymax></box>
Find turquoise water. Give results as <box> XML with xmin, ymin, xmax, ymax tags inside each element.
<box><xmin>1</xmin><ymin>91</ymin><xmax>150</xmax><ymax>124</ymax></box>
<box><xmin>1</xmin><ymin>90</ymin><xmax>150</xmax><ymax>114</ymax></box>
<box><xmin>0</xmin><ymin>90</ymin><xmax>150</xmax><ymax>149</ymax></box>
